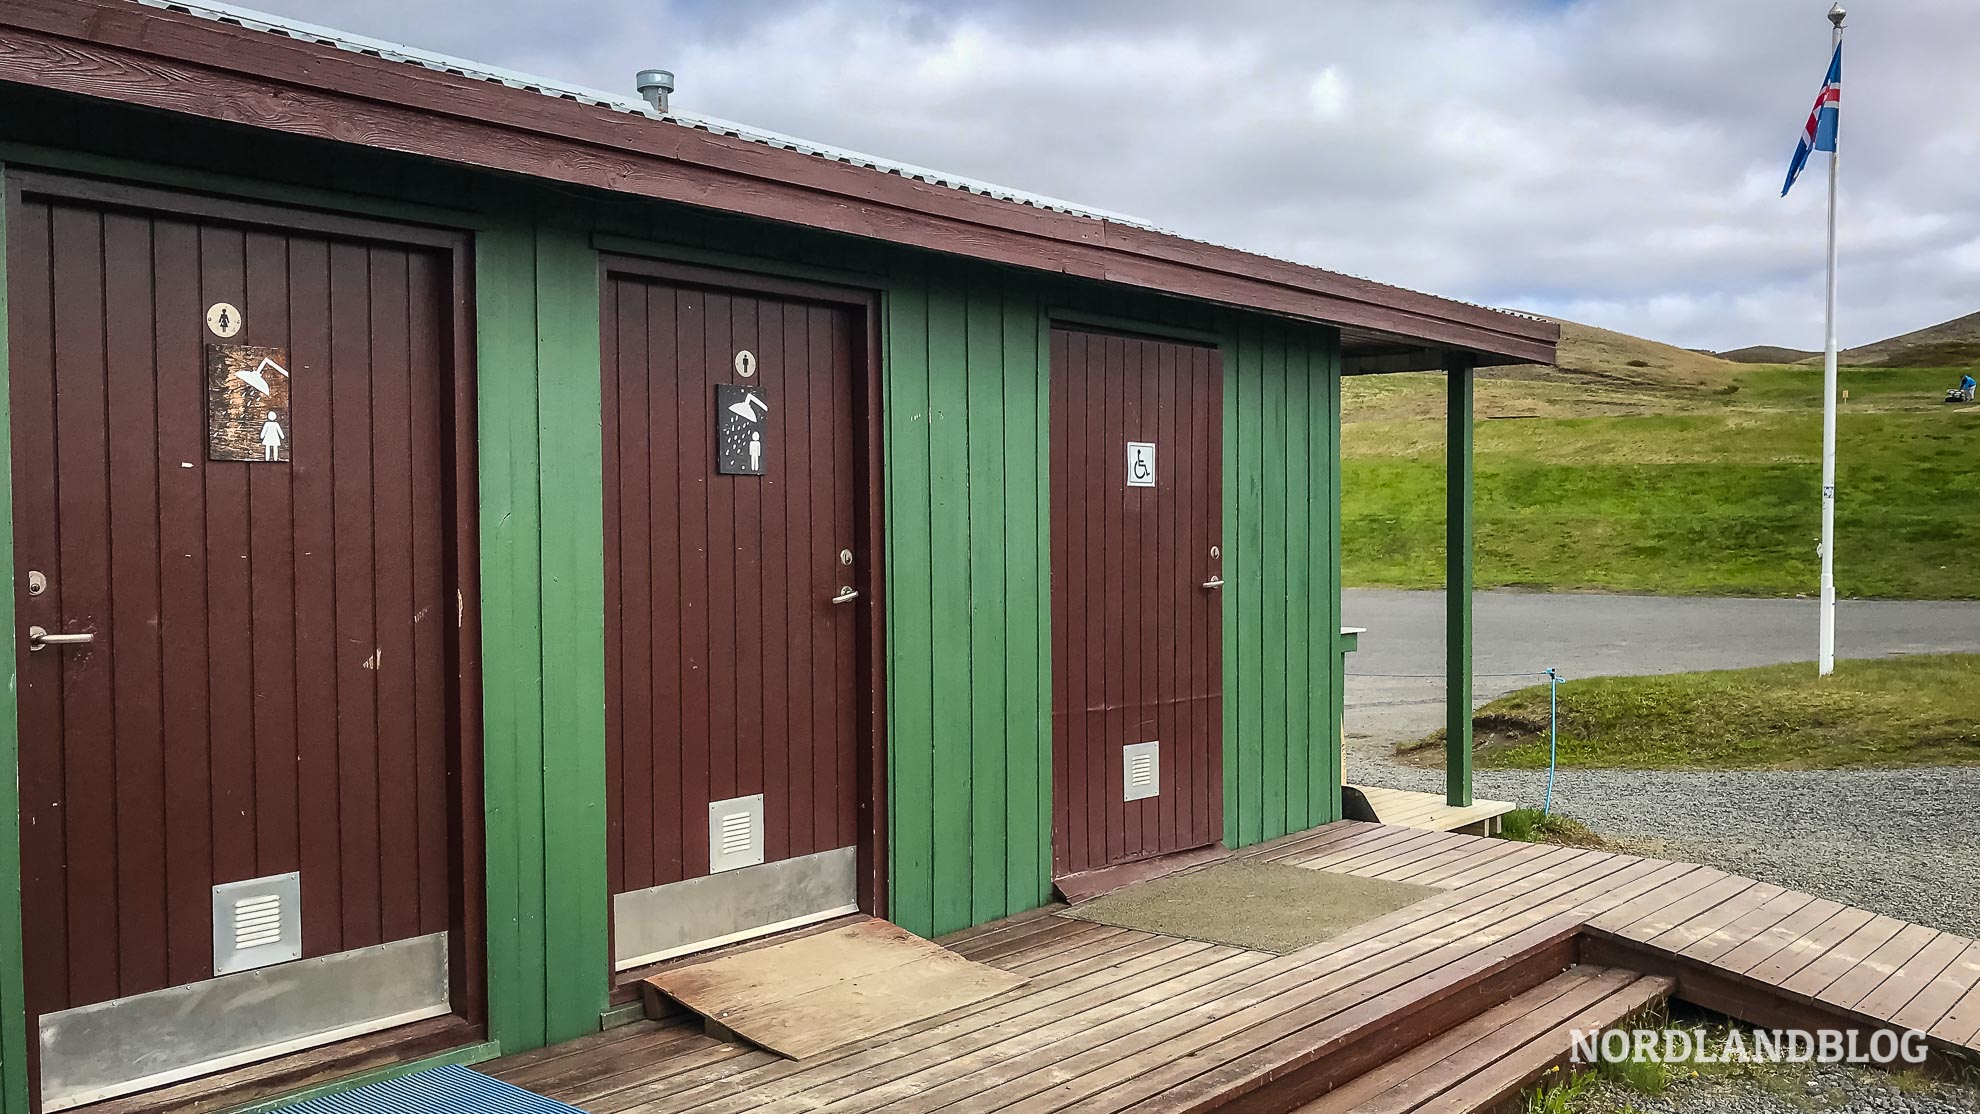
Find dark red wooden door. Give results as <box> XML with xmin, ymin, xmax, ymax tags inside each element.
<box><xmin>1050</xmin><ymin>326</ymin><xmax>1223</xmax><ymax>878</ymax></box>
<box><xmin>602</xmin><ymin>267</ymin><xmax>863</xmax><ymax>901</ymax></box>
<box><xmin>6</xmin><ymin>187</ymin><xmax>470</xmax><ymax>1020</ymax></box>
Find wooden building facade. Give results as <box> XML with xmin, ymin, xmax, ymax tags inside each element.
<box><xmin>0</xmin><ymin>2</ymin><xmax>1556</xmax><ymax>1111</ymax></box>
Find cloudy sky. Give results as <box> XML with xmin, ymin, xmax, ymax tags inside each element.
<box><xmin>250</xmin><ymin>0</ymin><xmax>1978</xmax><ymax>351</ymax></box>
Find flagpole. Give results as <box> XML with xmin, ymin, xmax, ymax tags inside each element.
<box><xmin>1817</xmin><ymin>2</ymin><xmax>1844</xmax><ymax>676</ymax></box>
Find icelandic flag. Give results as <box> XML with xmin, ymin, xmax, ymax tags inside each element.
<box><xmin>1781</xmin><ymin>43</ymin><xmax>1842</xmax><ymax>196</ymax></box>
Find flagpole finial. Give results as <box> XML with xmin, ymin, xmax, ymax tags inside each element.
<box><xmin>1828</xmin><ymin>3</ymin><xmax>1846</xmax><ymax>28</ymax></box>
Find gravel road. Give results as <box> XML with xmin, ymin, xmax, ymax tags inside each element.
<box><xmin>1343</xmin><ymin>588</ymin><xmax>1980</xmax><ymax>749</ymax></box>
<box><xmin>1341</xmin><ymin>590</ymin><xmax>1980</xmax><ymax>939</ymax></box>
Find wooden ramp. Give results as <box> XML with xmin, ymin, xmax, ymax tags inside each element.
<box><xmin>636</xmin><ymin>917</ymin><xmax>1026</xmax><ymax>1060</ymax></box>
<box><xmin>1251</xmin><ymin>822</ymin><xmax>1980</xmax><ymax>1058</ymax></box>
<box><xmin>1350</xmin><ymin>785</ymin><xmax>1518</xmax><ymax>834</ymax></box>
<box><xmin>486</xmin><ymin>822</ymin><xmax>1980</xmax><ymax>1114</ymax></box>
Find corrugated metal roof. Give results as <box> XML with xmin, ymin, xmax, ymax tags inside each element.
<box><xmin>134</xmin><ymin>0</ymin><xmax>1164</xmax><ymax>229</ymax></box>
<box><xmin>127</xmin><ymin>0</ymin><xmax>1545</xmax><ymax>332</ymax></box>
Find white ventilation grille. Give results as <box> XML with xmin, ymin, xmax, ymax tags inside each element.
<box><xmin>719</xmin><ymin>813</ymin><xmax>753</xmax><ymax>857</ymax></box>
<box><xmin>212</xmin><ymin>872</ymin><xmax>302</xmax><ymax>975</ymax></box>
<box><xmin>1123</xmin><ymin>741</ymin><xmax>1161</xmax><ymax>802</ymax></box>
<box><xmin>708</xmin><ymin>794</ymin><xmax>766</xmax><ymax>874</ymax></box>
<box><xmin>232</xmin><ymin>895</ymin><xmax>284</xmax><ymax>949</ymax></box>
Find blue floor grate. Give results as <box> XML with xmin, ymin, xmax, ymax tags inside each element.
<box><xmin>271</xmin><ymin>1063</ymin><xmax>582</xmax><ymax>1113</ymax></box>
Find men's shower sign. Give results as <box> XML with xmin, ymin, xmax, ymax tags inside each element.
<box><xmin>206</xmin><ymin>344</ymin><xmax>291</xmax><ymax>463</ymax></box>
<box><xmin>716</xmin><ymin>383</ymin><xmax>770</xmax><ymax>476</ymax></box>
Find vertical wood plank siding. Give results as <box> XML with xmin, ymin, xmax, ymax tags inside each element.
<box><xmin>881</xmin><ymin>261</ymin><xmax>1344</xmax><ymax>938</ymax></box>
<box><xmin>473</xmin><ymin>202</ymin><xmax>609</xmax><ymax>1051</ymax></box>
<box><xmin>0</xmin><ymin>163</ymin><xmax>29</xmax><ymax>1114</ymax></box>
<box><xmin>0</xmin><ymin>98</ymin><xmax>1347</xmax><ymax>1090</ymax></box>
<box><xmin>881</xmin><ymin>259</ymin><xmax>1055</xmax><ymax>937</ymax></box>
<box><xmin>532</xmin><ymin>214</ymin><xmax>610</xmax><ymax>1041</ymax></box>
<box><xmin>8</xmin><ymin>196</ymin><xmax>460</xmax><ymax>1017</ymax></box>
<box><xmin>1217</xmin><ymin>315</ymin><xmax>1343</xmax><ymax>852</ymax></box>
<box><xmin>601</xmin><ymin>269</ymin><xmax>863</xmax><ymax>897</ymax></box>
<box><xmin>1048</xmin><ymin>328</ymin><xmax>1224</xmax><ymax>879</ymax></box>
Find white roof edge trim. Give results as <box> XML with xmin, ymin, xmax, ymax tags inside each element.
<box><xmin>131</xmin><ymin>0</ymin><xmax>1164</xmax><ymax>229</ymax></box>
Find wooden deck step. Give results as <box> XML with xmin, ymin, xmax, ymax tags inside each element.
<box><xmin>1289</xmin><ymin>965</ymin><xmax>1675</xmax><ymax>1114</ymax></box>
<box><xmin>1348</xmin><ymin>785</ymin><xmax>1519</xmax><ymax>836</ymax></box>
<box><xmin>1147</xmin><ymin>921</ymin><xmax>1593</xmax><ymax>1113</ymax></box>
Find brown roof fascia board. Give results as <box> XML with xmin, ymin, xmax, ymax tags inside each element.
<box><xmin>0</xmin><ymin>0</ymin><xmax>1557</xmax><ymax>364</ymax></box>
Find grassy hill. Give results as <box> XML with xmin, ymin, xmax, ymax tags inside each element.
<box><xmin>1719</xmin><ymin>344</ymin><xmax>1817</xmax><ymax>363</ymax></box>
<box><xmin>1718</xmin><ymin>311</ymin><xmax>1980</xmax><ymax>369</ymax></box>
<box><xmin>1543</xmin><ymin>319</ymin><xmax>1742</xmax><ymax>385</ymax></box>
<box><xmin>1826</xmin><ymin>309</ymin><xmax>1980</xmax><ymax>367</ymax></box>
<box><xmin>1342</xmin><ymin>316</ymin><xmax>1980</xmax><ymax>600</ymax></box>
<box><xmin>1342</xmin><ymin>320</ymin><xmax>1743</xmax><ymax>422</ymax></box>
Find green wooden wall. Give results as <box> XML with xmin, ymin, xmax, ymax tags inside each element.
<box><xmin>880</xmin><ymin>258</ymin><xmax>1055</xmax><ymax>937</ymax></box>
<box><xmin>1222</xmin><ymin>315</ymin><xmax>1346</xmax><ymax>849</ymax></box>
<box><xmin>473</xmin><ymin>201</ymin><xmax>611</xmax><ymax>1051</ymax></box>
<box><xmin>0</xmin><ymin>164</ymin><xmax>29</xmax><ymax>1114</ymax></box>
<box><xmin>0</xmin><ymin>92</ymin><xmax>1346</xmax><ymax>1102</ymax></box>
<box><xmin>876</xmin><ymin>267</ymin><xmax>1347</xmax><ymax>937</ymax></box>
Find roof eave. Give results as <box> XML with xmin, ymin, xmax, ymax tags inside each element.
<box><xmin>0</xmin><ymin>0</ymin><xmax>1559</xmax><ymax>367</ymax></box>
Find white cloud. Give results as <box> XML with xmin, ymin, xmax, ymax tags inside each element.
<box><xmin>244</xmin><ymin>0</ymin><xmax>1980</xmax><ymax>351</ymax></box>
<box><xmin>1307</xmin><ymin>67</ymin><xmax>1349</xmax><ymax>121</ymax></box>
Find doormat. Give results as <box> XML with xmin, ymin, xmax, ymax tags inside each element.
<box><xmin>1062</xmin><ymin>860</ymin><xmax>1436</xmax><ymax>954</ymax></box>
<box><xmin>640</xmin><ymin>917</ymin><xmax>1027</xmax><ymax>1059</ymax></box>
<box><xmin>272</xmin><ymin>1064</ymin><xmax>580</xmax><ymax>1113</ymax></box>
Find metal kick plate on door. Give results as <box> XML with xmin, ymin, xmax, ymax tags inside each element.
<box><xmin>40</xmin><ymin>933</ymin><xmax>449</xmax><ymax>1112</ymax></box>
<box><xmin>613</xmin><ymin>846</ymin><xmax>858</xmax><ymax>969</ymax></box>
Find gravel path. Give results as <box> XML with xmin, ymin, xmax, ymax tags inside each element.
<box><xmin>1578</xmin><ymin>1061</ymin><xmax>1980</xmax><ymax>1114</ymax></box>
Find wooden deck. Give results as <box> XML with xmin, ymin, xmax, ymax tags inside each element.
<box><xmin>1347</xmin><ymin>785</ymin><xmax>1518</xmax><ymax>835</ymax></box>
<box><xmin>484</xmin><ymin>822</ymin><xmax>1980</xmax><ymax>1114</ymax></box>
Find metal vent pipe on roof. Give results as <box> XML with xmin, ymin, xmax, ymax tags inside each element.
<box><xmin>636</xmin><ymin>69</ymin><xmax>675</xmax><ymax>113</ymax></box>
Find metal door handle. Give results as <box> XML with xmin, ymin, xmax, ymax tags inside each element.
<box><xmin>27</xmin><ymin>625</ymin><xmax>95</xmax><ymax>651</ymax></box>
<box><xmin>831</xmin><ymin>586</ymin><xmax>859</xmax><ymax>604</ymax></box>
<box><xmin>1201</xmin><ymin>577</ymin><xmax>1224</xmax><ymax>589</ymax></box>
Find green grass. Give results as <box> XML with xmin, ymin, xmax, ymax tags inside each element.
<box><xmin>1517</xmin><ymin>1056</ymin><xmax>1669</xmax><ymax>1114</ymax></box>
<box><xmin>1399</xmin><ymin>654</ymin><xmax>1980</xmax><ymax>770</ymax></box>
<box><xmin>1522</xmin><ymin>1070</ymin><xmax>1599</xmax><ymax>1114</ymax></box>
<box><xmin>1597</xmin><ymin>1052</ymin><xmax>1674</xmax><ymax>1096</ymax></box>
<box><xmin>1730</xmin><ymin>364</ymin><xmax>1964</xmax><ymax>410</ymax></box>
<box><xmin>1496</xmin><ymin>808</ymin><xmax>1603</xmax><ymax>846</ymax></box>
<box><xmin>1343</xmin><ymin>406</ymin><xmax>1980</xmax><ymax>599</ymax></box>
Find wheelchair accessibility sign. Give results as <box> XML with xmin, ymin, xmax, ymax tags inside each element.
<box><xmin>1126</xmin><ymin>441</ymin><xmax>1156</xmax><ymax>488</ymax></box>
